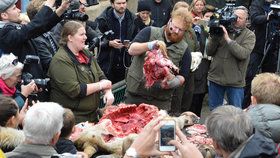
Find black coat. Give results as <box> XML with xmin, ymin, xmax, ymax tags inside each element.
<box><xmin>95</xmin><ymin>6</ymin><xmax>137</xmax><ymax>79</ymax></box>
<box><xmin>0</xmin><ymin>6</ymin><xmax>61</xmax><ymax>78</ymax></box>
<box><xmin>250</xmin><ymin>0</ymin><xmax>269</xmax><ymax>55</ymax></box>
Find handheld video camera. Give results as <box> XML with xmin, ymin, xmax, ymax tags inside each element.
<box><xmin>208</xmin><ymin>0</ymin><xmax>237</xmax><ymax>36</ymax></box>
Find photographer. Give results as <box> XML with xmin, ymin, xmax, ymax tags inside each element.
<box><xmin>243</xmin><ymin>0</ymin><xmax>277</xmax><ymax>108</ymax></box>
<box><xmin>52</xmin><ymin>0</ymin><xmax>101</xmax><ymax>46</ymax></box>
<box><xmin>0</xmin><ymin>0</ymin><xmax>69</xmax><ymax>64</ymax></box>
<box><xmin>206</xmin><ymin>6</ymin><xmax>256</xmax><ymax>110</ymax></box>
<box><xmin>0</xmin><ymin>54</ymin><xmax>38</xmax><ymax>109</ymax></box>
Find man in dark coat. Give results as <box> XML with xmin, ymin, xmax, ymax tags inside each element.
<box><xmin>0</xmin><ymin>0</ymin><xmax>68</xmax><ymax>78</ymax></box>
<box><xmin>243</xmin><ymin>0</ymin><xmax>277</xmax><ymax>108</ymax></box>
<box><xmin>95</xmin><ymin>0</ymin><xmax>137</xmax><ymax>83</ymax></box>
<box><xmin>145</xmin><ymin>0</ymin><xmax>172</xmax><ymax>27</ymax></box>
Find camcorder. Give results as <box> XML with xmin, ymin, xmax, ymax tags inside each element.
<box><xmin>22</xmin><ymin>55</ymin><xmax>50</xmax><ymax>90</ymax></box>
<box><xmin>208</xmin><ymin>0</ymin><xmax>237</xmax><ymax>36</ymax></box>
<box><xmin>89</xmin><ymin>30</ymin><xmax>114</xmax><ymax>50</ymax></box>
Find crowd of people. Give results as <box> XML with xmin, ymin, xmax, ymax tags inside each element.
<box><xmin>0</xmin><ymin>0</ymin><xmax>280</xmax><ymax>157</ymax></box>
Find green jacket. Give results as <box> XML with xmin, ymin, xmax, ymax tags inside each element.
<box><xmin>48</xmin><ymin>46</ymin><xmax>106</xmax><ymax>123</ymax></box>
<box><xmin>206</xmin><ymin>28</ymin><xmax>256</xmax><ymax>87</ymax></box>
<box><xmin>126</xmin><ymin>27</ymin><xmax>188</xmax><ymax>101</ymax></box>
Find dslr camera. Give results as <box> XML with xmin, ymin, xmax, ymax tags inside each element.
<box><xmin>208</xmin><ymin>0</ymin><xmax>237</xmax><ymax>36</ymax></box>
<box><xmin>55</xmin><ymin>0</ymin><xmax>89</xmax><ymax>21</ymax></box>
<box><xmin>22</xmin><ymin>55</ymin><xmax>50</xmax><ymax>90</ymax></box>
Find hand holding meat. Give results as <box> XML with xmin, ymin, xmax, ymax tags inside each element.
<box><xmin>103</xmin><ymin>90</ymin><xmax>114</xmax><ymax>106</ymax></box>
<box><xmin>144</xmin><ymin>41</ymin><xmax>183</xmax><ymax>88</ymax></box>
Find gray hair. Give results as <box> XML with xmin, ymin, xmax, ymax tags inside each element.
<box><xmin>0</xmin><ymin>53</ymin><xmax>23</xmax><ymax>80</ymax></box>
<box><xmin>205</xmin><ymin>105</ymin><xmax>253</xmax><ymax>153</ymax></box>
<box><xmin>234</xmin><ymin>6</ymin><xmax>249</xmax><ymax>18</ymax></box>
<box><xmin>23</xmin><ymin>102</ymin><xmax>64</xmax><ymax>145</ymax></box>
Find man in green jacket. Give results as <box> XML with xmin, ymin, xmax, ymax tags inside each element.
<box><xmin>125</xmin><ymin>7</ymin><xmax>192</xmax><ymax>110</ymax></box>
<box><xmin>206</xmin><ymin>6</ymin><xmax>256</xmax><ymax>110</ymax></box>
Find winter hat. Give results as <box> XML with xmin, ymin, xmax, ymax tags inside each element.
<box><xmin>137</xmin><ymin>0</ymin><xmax>151</xmax><ymax>12</ymax></box>
<box><xmin>0</xmin><ymin>0</ymin><xmax>17</xmax><ymax>12</ymax></box>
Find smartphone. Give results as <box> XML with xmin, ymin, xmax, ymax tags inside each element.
<box><xmin>123</xmin><ymin>40</ymin><xmax>130</xmax><ymax>45</ymax></box>
<box><xmin>159</xmin><ymin>119</ymin><xmax>176</xmax><ymax>152</ymax></box>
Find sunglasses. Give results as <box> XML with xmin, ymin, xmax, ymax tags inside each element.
<box><xmin>12</xmin><ymin>58</ymin><xmax>18</xmax><ymax>66</ymax></box>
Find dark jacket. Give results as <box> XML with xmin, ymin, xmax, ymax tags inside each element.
<box><xmin>33</xmin><ymin>32</ymin><xmax>58</xmax><ymax>75</ymax></box>
<box><xmin>229</xmin><ymin>130</ymin><xmax>277</xmax><ymax>158</ymax></box>
<box><xmin>48</xmin><ymin>46</ymin><xmax>106</xmax><ymax>123</ymax></box>
<box><xmin>0</xmin><ymin>6</ymin><xmax>61</xmax><ymax>78</ymax></box>
<box><xmin>145</xmin><ymin>0</ymin><xmax>172</xmax><ymax>27</ymax></box>
<box><xmin>134</xmin><ymin>15</ymin><xmax>153</xmax><ymax>33</ymax></box>
<box><xmin>55</xmin><ymin>138</ymin><xmax>77</xmax><ymax>154</ymax></box>
<box><xmin>95</xmin><ymin>6</ymin><xmax>137</xmax><ymax>79</ymax></box>
<box><xmin>250</xmin><ymin>0</ymin><xmax>269</xmax><ymax>55</ymax></box>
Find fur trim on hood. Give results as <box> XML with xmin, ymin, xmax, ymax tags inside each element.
<box><xmin>0</xmin><ymin>127</ymin><xmax>25</xmax><ymax>151</ymax></box>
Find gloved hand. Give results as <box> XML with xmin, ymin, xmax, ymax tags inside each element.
<box><xmin>99</xmin><ymin>79</ymin><xmax>112</xmax><ymax>90</ymax></box>
<box><xmin>103</xmin><ymin>90</ymin><xmax>114</xmax><ymax>106</ymax></box>
<box><xmin>147</xmin><ymin>40</ymin><xmax>159</xmax><ymax>50</ymax></box>
<box><xmin>161</xmin><ymin>75</ymin><xmax>185</xmax><ymax>89</ymax></box>
<box><xmin>190</xmin><ymin>52</ymin><xmax>203</xmax><ymax>72</ymax></box>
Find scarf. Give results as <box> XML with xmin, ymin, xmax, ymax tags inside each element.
<box><xmin>0</xmin><ymin>79</ymin><xmax>16</xmax><ymax>96</ymax></box>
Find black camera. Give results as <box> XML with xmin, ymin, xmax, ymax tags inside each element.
<box><xmin>63</xmin><ymin>0</ymin><xmax>89</xmax><ymax>21</ymax></box>
<box><xmin>22</xmin><ymin>55</ymin><xmax>50</xmax><ymax>90</ymax></box>
<box><xmin>89</xmin><ymin>30</ymin><xmax>114</xmax><ymax>50</ymax></box>
<box><xmin>209</xmin><ymin>0</ymin><xmax>237</xmax><ymax>36</ymax></box>
<box><xmin>270</xmin><ymin>1</ymin><xmax>280</xmax><ymax>21</ymax></box>
<box><xmin>22</xmin><ymin>73</ymin><xmax>50</xmax><ymax>89</ymax></box>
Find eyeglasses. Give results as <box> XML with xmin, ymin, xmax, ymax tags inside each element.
<box><xmin>11</xmin><ymin>58</ymin><xmax>18</xmax><ymax>66</ymax></box>
<box><xmin>168</xmin><ymin>20</ymin><xmax>186</xmax><ymax>34</ymax></box>
<box><xmin>80</xmin><ymin>2</ymin><xmax>89</xmax><ymax>7</ymax></box>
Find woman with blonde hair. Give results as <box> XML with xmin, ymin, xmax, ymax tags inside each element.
<box><xmin>190</xmin><ymin>0</ymin><xmax>206</xmax><ymax>24</ymax></box>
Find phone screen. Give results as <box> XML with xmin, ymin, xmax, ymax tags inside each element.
<box><xmin>159</xmin><ymin>120</ymin><xmax>176</xmax><ymax>151</ymax></box>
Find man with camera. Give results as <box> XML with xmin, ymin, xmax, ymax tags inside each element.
<box><xmin>0</xmin><ymin>0</ymin><xmax>69</xmax><ymax>65</ymax></box>
<box><xmin>243</xmin><ymin>0</ymin><xmax>279</xmax><ymax>108</ymax></box>
<box><xmin>206</xmin><ymin>6</ymin><xmax>256</xmax><ymax>110</ymax></box>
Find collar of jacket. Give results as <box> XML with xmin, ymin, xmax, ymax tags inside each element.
<box><xmin>0</xmin><ymin>21</ymin><xmax>21</xmax><ymax>29</ymax></box>
<box><xmin>63</xmin><ymin>45</ymin><xmax>92</xmax><ymax>66</ymax></box>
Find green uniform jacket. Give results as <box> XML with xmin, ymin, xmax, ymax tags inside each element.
<box><xmin>48</xmin><ymin>46</ymin><xmax>106</xmax><ymax>123</ymax></box>
<box><xmin>126</xmin><ymin>27</ymin><xmax>188</xmax><ymax>103</ymax></box>
<box><xmin>207</xmin><ymin>28</ymin><xmax>256</xmax><ymax>87</ymax></box>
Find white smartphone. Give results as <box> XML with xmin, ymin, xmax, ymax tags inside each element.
<box><xmin>159</xmin><ymin>119</ymin><xmax>176</xmax><ymax>152</ymax></box>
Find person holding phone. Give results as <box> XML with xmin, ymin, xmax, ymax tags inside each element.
<box><xmin>124</xmin><ymin>116</ymin><xmax>203</xmax><ymax>158</ymax></box>
<box><xmin>95</xmin><ymin>0</ymin><xmax>137</xmax><ymax>83</ymax></box>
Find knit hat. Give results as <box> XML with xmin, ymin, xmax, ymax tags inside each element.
<box><xmin>0</xmin><ymin>0</ymin><xmax>17</xmax><ymax>13</ymax></box>
<box><xmin>137</xmin><ymin>0</ymin><xmax>151</xmax><ymax>12</ymax></box>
